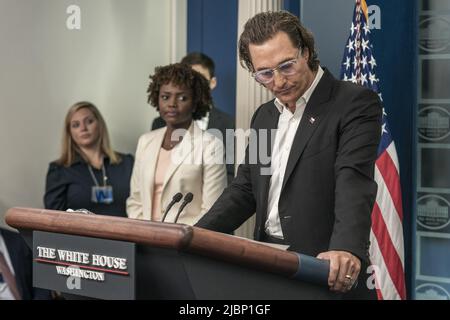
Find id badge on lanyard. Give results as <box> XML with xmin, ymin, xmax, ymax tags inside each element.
<box><xmin>88</xmin><ymin>162</ymin><xmax>114</xmax><ymax>204</ymax></box>
<box><xmin>91</xmin><ymin>185</ymin><xmax>113</xmax><ymax>204</ymax></box>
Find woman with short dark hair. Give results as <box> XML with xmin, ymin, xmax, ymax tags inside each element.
<box><xmin>127</xmin><ymin>63</ymin><xmax>227</xmax><ymax>224</ymax></box>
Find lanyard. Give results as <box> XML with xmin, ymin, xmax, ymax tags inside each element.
<box><xmin>87</xmin><ymin>163</ymin><xmax>108</xmax><ymax>187</ymax></box>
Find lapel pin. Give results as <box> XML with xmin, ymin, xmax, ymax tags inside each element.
<box><xmin>309</xmin><ymin>117</ymin><xmax>316</xmax><ymax>124</ymax></box>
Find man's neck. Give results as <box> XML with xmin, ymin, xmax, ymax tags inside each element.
<box><xmin>285</xmin><ymin>103</ymin><xmax>296</xmax><ymax>114</ymax></box>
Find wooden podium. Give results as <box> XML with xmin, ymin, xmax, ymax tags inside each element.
<box><xmin>5</xmin><ymin>207</ymin><xmax>338</xmax><ymax>300</ymax></box>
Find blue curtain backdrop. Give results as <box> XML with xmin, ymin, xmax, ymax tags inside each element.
<box><xmin>283</xmin><ymin>0</ymin><xmax>300</xmax><ymax>17</ymax></box>
<box><xmin>187</xmin><ymin>0</ymin><xmax>238</xmax><ymax>117</ymax></box>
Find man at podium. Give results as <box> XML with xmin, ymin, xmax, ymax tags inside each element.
<box><xmin>196</xmin><ymin>11</ymin><xmax>381</xmax><ymax>300</ymax></box>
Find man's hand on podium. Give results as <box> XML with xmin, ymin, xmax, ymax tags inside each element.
<box><xmin>316</xmin><ymin>250</ymin><xmax>361</xmax><ymax>293</ymax></box>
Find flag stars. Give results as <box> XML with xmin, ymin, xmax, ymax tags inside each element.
<box><xmin>363</xmin><ymin>23</ymin><xmax>371</xmax><ymax>35</ymax></box>
<box><xmin>343</xmin><ymin>73</ymin><xmax>349</xmax><ymax>81</ymax></box>
<box><xmin>352</xmin><ymin>57</ymin><xmax>360</xmax><ymax>69</ymax></box>
<box><xmin>350</xmin><ymin>73</ymin><xmax>358</xmax><ymax>83</ymax></box>
<box><xmin>361</xmin><ymin>39</ymin><xmax>370</xmax><ymax>52</ymax></box>
<box><xmin>360</xmin><ymin>73</ymin><xmax>368</xmax><ymax>86</ymax></box>
<box><xmin>350</xmin><ymin>22</ymin><xmax>357</xmax><ymax>35</ymax></box>
<box><xmin>361</xmin><ymin>55</ymin><xmax>368</xmax><ymax>69</ymax></box>
<box><xmin>379</xmin><ymin>93</ymin><xmax>384</xmax><ymax>103</ymax></box>
<box><xmin>347</xmin><ymin>39</ymin><xmax>355</xmax><ymax>53</ymax></box>
<box><xmin>381</xmin><ymin>123</ymin><xmax>388</xmax><ymax>135</ymax></box>
<box><xmin>369</xmin><ymin>72</ymin><xmax>378</xmax><ymax>85</ymax></box>
<box><xmin>369</xmin><ymin>56</ymin><xmax>377</xmax><ymax>69</ymax></box>
<box><xmin>343</xmin><ymin>56</ymin><xmax>351</xmax><ymax>70</ymax></box>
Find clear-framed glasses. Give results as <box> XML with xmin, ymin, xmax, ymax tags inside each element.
<box><xmin>252</xmin><ymin>47</ymin><xmax>302</xmax><ymax>84</ymax></box>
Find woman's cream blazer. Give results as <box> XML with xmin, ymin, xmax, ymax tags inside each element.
<box><xmin>126</xmin><ymin>122</ymin><xmax>227</xmax><ymax>225</ymax></box>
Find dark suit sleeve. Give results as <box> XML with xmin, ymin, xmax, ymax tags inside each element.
<box><xmin>223</xmin><ymin>112</ymin><xmax>236</xmax><ymax>185</ymax></box>
<box><xmin>211</xmin><ymin>108</ymin><xmax>236</xmax><ymax>185</ymax></box>
<box><xmin>195</xmin><ymin>156</ymin><xmax>256</xmax><ymax>233</ymax></box>
<box><xmin>43</xmin><ymin>163</ymin><xmax>68</xmax><ymax>211</ymax></box>
<box><xmin>151</xmin><ymin>117</ymin><xmax>166</xmax><ymax>130</ymax></box>
<box><xmin>195</xmin><ymin>113</ymin><xmax>256</xmax><ymax>234</ymax></box>
<box><xmin>329</xmin><ymin>88</ymin><xmax>382</xmax><ymax>262</ymax></box>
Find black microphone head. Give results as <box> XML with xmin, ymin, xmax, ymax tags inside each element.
<box><xmin>184</xmin><ymin>192</ymin><xmax>194</xmax><ymax>203</ymax></box>
<box><xmin>173</xmin><ymin>192</ymin><xmax>183</xmax><ymax>202</ymax></box>
<box><xmin>161</xmin><ymin>192</ymin><xmax>183</xmax><ymax>222</ymax></box>
<box><xmin>173</xmin><ymin>192</ymin><xmax>194</xmax><ymax>224</ymax></box>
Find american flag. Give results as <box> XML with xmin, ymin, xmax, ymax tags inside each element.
<box><xmin>340</xmin><ymin>0</ymin><xmax>406</xmax><ymax>300</ymax></box>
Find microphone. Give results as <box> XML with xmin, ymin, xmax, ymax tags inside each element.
<box><xmin>161</xmin><ymin>192</ymin><xmax>183</xmax><ymax>222</ymax></box>
<box><xmin>173</xmin><ymin>192</ymin><xmax>194</xmax><ymax>223</ymax></box>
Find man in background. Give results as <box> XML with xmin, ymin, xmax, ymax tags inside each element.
<box><xmin>151</xmin><ymin>52</ymin><xmax>235</xmax><ymax>184</ymax></box>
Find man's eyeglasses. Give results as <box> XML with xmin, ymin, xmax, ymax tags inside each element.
<box><xmin>252</xmin><ymin>48</ymin><xmax>302</xmax><ymax>84</ymax></box>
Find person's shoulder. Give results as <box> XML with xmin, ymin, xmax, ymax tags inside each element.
<box><xmin>0</xmin><ymin>226</ymin><xmax>20</xmax><ymax>239</ymax></box>
<box><xmin>211</xmin><ymin>107</ymin><xmax>232</xmax><ymax>120</ymax></box>
<box><xmin>198</xmin><ymin>123</ymin><xmax>220</xmax><ymax>141</ymax></box>
<box><xmin>49</xmin><ymin>159</ymin><xmax>62</xmax><ymax>166</ymax></box>
<box><xmin>137</xmin><ymin>130</ymin><xmax>155</xmax><ymax>143</ymax></box>
<box><xmin>201</xmin><ymin>129</ymin><xmax>226</xmax><ymax>153</ymax></box>
<box><xmin>318</xmin><ymin>67</ymin><xmax>370</xmax><ymax>95</ymax></box>
<box><xmin>46</xmin><ymin>156</ymin><xmax>86</xmax><ymax>177</ymax></box>
<box><xmin>45</xmin><ymin>161</ymin><xmax>71</xmax><ymax>184</ymax></box>
<box><xmin>115</xmin><ymin>152</ymin><xmax>134</xmax><ymax>163</ymax></box>
<box><xmin>331</xmin><ymin>72</ymin><xmax>379</xmax><ymax>101</ymax></box>
<box><xmin>209</xmin><ymin>107</ymin><xmax>235</xmax><ymax>130</ymax></box>
<box><xmin>255</xmin><ymin>98</ymin><xmax>277</xmax><ymax>113</ymax></box>
<box><xmin>331</xmin><ymin>79</ymin><xmax>382</xmax><ymax>117</ymax></box>
<box><xmin>151</xmin><ymin>116</ymin><xmax>166</xmax><ymax>130</ymax></box>
<box><xmin>109</xmin><ymin>153</ymin><xmax>134</xmax><ymax>173</ymax></box>
<box><xmin>143</xmin><ymin>127</ymin><xmax>164</xmax><ymax>139</ymax></box>
<box><xmin>0</xmin><ymin>227</ymin><xmax>24</xmax><ymax>248</ymax></box>
<box><xmin>337</xmin><ymin>78</ymin><xmax>371</xmax><ymax>93</ymax></box>
<box><xmin>202</xmin><ymin>127</ymin><xmax>220</xmax><ymax>141</ymax></box>
<box><xmin>249</xmin><ymin>98</ymin><xmax>277</xmax><ymax>124</ymax></box>
<box><xmin>47</xmin><ymin>160</ymin><xmax>65</xmax><ymax>172</ymax></box>
<box><xmin>136</xmin><ymin>128</ymin><xmax>164</xmax><ymax>149</ymax></box>
<box><xmin>336</xmin><ymin>80</ymin><xmax>381</xmax><ymax>109</ymax></box>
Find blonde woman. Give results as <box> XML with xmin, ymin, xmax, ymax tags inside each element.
<box><xmin>44</xmin><ymin>102</ymin><xmax>134</xmax><ymax>217</ymax></box>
